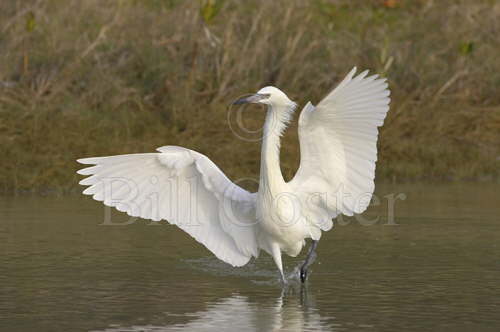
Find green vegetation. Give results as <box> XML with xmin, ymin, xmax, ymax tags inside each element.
<box><xmin>0</xmin><ymin>0</ymin><xmax>499</xmax><ymax>194</ymax></box>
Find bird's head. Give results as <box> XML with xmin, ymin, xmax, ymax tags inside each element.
<box><xmin>233</xmin><ymin>86</ymin><xmax>295</xmax><ymax>109</ymax></box>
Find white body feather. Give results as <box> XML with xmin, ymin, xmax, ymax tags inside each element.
<box><xmin>77</xmin><ymin>67</ymin><xmax>390</xmax><ymax>277</ymax></box>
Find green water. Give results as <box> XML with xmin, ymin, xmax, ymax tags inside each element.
<box><xmin>1</xmin><ymin>183</ymin><xmax>499</xmax><ymax>331</ymax></box>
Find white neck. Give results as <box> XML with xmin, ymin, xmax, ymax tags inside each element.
<box><xmin>258</xmin><ymin>104</ymin><xmax>294</xmax><ymax>195</ymax></box>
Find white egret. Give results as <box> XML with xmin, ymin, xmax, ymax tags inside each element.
<box><xmin>77</xmin><ymin>67</ymin><xmax>390</xmax><ymax>283</ymax></box>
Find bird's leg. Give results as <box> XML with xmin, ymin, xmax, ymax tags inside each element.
<box><xmin>300</xmin><ymin>240</ymin><xmax>318</xmax><ymax>283</ymax></box>
<box><xmin>280</xmin><ymin>273</ymin><xmax>288</xmax><ymax>287</ymax></box>
<box><xmin>270</xmin><ymin>242</ymin><xmax>287</xmax><ymax>285</ymax></box>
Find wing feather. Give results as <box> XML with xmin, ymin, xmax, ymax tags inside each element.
<box><xmin>290</xmin><ymin>68</ymin><xmax>390</xmax><ymax>231</ymax></box>
<box><xmin>77</xmin><ymin>146</ymin><xmax>258</xmax><ymax>266</ymax></box>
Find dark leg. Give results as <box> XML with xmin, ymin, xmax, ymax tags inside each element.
<box><xmin>300</xmin><ymin>240</ymin><xmax>318</xmax><ymax>283</ymax></box>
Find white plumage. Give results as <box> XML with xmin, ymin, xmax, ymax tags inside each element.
<box><xmin>77</xmin><ymin>67</ymin><xmax>390</xmax><ymax>281</ymax></box>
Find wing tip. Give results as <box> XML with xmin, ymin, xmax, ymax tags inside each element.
<box><xmin>77</xmin><ymin>157</ymin><xmax>97</xmax><ymax>165</ymax></box>
<box><xmin>348</xmin><ymin>66</ymin><xmax>357</xmax><ymax>78</ymax></box>
<box><xmin>76</xmin><ymin>165</ymin><xmax>100</xmax><ymax>175</ymax></box>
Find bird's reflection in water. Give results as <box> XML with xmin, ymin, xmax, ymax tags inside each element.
<box><xmin>92</xmin><ymin>285</ymin><xmax>335</xmax><ymax>332</ymax></box>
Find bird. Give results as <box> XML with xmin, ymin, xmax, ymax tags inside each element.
<box><xmin>77</xmin><ymin>67</ymin><xmax>390</xmax><ymax>284</ymax></box>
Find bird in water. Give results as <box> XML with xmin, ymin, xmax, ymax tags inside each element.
<box><xmin>77</xmin><ymin>67</ymin><xmax>390</xmax><ymax>284</ymax></box>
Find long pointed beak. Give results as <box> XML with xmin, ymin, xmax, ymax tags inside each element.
<box><xmin>233</xmin><ymin>93</ymin><xmax>269</xmax><ymax>105</ymax></box>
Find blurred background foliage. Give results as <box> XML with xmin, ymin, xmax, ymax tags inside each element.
<box><xmin>0</xmin><ymin>0</ymin><xmax>499</xmax><ymax>194</ymax></box>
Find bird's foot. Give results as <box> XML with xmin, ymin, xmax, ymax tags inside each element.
<box><xmin>281</xmin><ymin>274</ymin><xmax>287</xmax><ymax>285</ymax></box>
<box><xmin>299</xmin><ymin>267</ymin><xmax>308</xmax><ymax>283</ymax></box>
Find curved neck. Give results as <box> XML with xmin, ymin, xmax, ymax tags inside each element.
<box><xmin>259</xmin><ymin>104</ymin><xmax>293</xmax><ymax>193</ymax></box>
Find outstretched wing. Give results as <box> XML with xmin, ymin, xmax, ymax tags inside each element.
<box><xmin>77</xmin><ymin>146</ymin><xmax>258</xmax><ymax>267</ymax></box>
<box><xmin>289</xmin><ymin>67</ymin><xmax>390</xmax><ymax>232</ymax></box>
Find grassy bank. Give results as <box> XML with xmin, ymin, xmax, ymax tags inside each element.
<box><xmin>1</xmin><ymin>0</ymin><xmax>499</xmax><ymax>194</ymax></box>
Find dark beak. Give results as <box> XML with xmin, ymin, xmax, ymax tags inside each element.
<box><xmin>233</xmin><ymin>93</ymin><xmax>269</xmax><ymax>105</ymax></box>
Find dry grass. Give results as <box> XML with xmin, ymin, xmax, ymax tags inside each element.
<box><xmin>0</xmin><ymin>0</ymin><xmax>499</xmax><ymax>194</ymax></box>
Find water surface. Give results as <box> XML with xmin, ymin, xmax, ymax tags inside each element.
<box><xmin>1</xmin><ymin>183</ymin><xmax>499</xmax><ymax>331</ymax></box>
